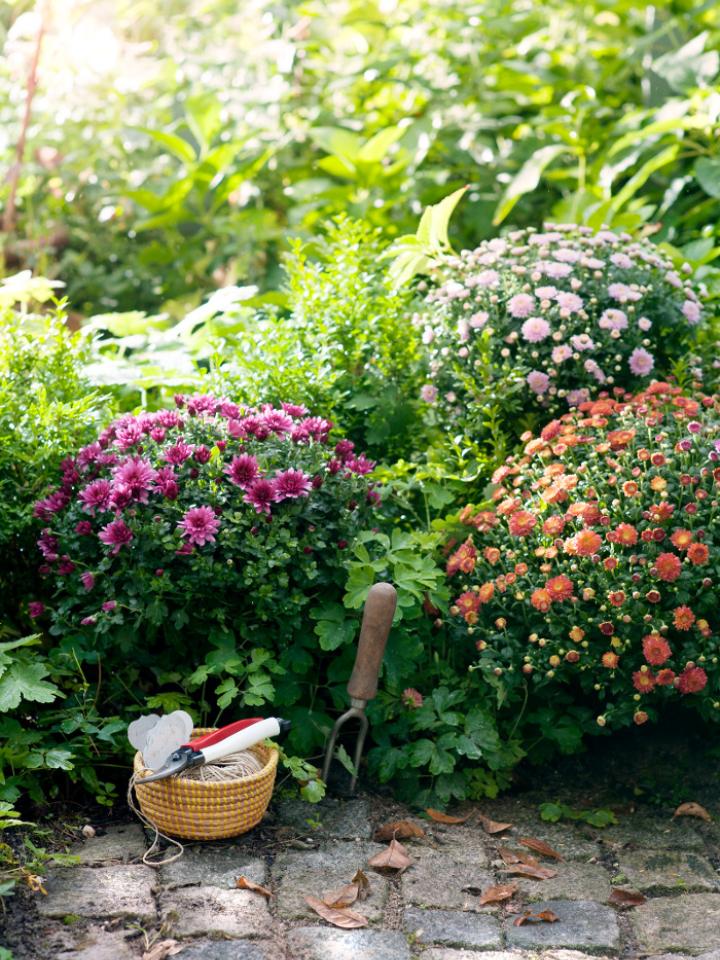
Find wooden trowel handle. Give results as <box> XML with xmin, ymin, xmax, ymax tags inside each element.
<box><xmin>347</xmin><ymin>582</ymin><xmax>397</xmax><ymax>702</ymax></box>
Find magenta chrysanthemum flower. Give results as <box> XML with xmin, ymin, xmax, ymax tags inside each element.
<box><xmin>163</xmin><ymin>442</ymin><xmax>193</xmax><ymax>466</ymax></box>
<box><xmin>112</xmin><ymin>458</ymin><xmax>157</xmax><ymax>503</ymax></box>
<box><xmin>98</xmin><ymin>519</ymin><xmax>134</xmax><ymax>554</ymax></box>
<box><xmin>281</xmin><ymin>402</ymin><xmax>308</xmax><ymax>417</ymax></box>
<box><xmin>114</xmin><ymin>420</ymin><xmax>143</xmax><ymax>450</ymax></box>
<box><xmin>185</xmin><ymin>394</ymin><xmax>218</xmax><ymax>416</ymax></box>
<box><xmin>274</xmin><ymin>469</ymin><xmax>312</xmax><ymax>500</ymax></box>
<box><xmin>102</xmin><ymin>600</ymin><xmax>117</xmax><ymax>612</ymax></box>
<box><xmin>178</xmin><ymin>506</ymin><xmax>220</xmax><ymax>546</ymax></box>
<box><xmin>244</xmin><ymin>478</ymin><xmax>279</xmax><ymax>515</ymax></box>
<box><xmin>347</xmin><ymin>454</ymin><xmax>376</xmax><ymax>476</ymax></box>
<box><xmin>260</xmin><ymin>407</ymin><xmax>294</xmax><ymax>434</ymax></box>
<box><xmin>33</xmin><ymin>490</ymin><xmax>70</xmax><ymax>520</ymax></box>
<box><xmin>37</xmin><ymin>530</ymin><xmax>59</xmax><ymax>562</ymax></box>
<box><xmin>155</xmin><ymin>466</ymin><xmax>179</xmax><ymax>500</ymax></box>
<box><xmin>78</xmin><ymin>479</ymin><xmax>113</xmax><ymax>515</ymax></box>
<box><xmin>521</xmin><ymin>317</ymin><xmax>551</xmax><ymax>343</ymax></box>
<box><xmin>629</xmin><ymin>347</ymin><xmax>654</xmax><ymax>375</ymax></box>
<box><xmin>28</xmin><ymin>601</ymin><xmax>45</xmax><ymax>618</ymax></box>
<box><xmin>508</xmin><ymin>293</ymin><xmax>535</xmax><ymax>318</ymax></box>
<box><xmin>225</xmin><ymin>454</ymin><xmax>260</xmax><ymax>488</ymax></box>
<box><xmin>81</xmin><ymin>572</ymin><xmax>95</xmax><ymax>591</ymax></box>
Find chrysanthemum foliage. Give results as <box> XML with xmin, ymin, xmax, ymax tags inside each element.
<box><xmin>446</xmin><ymin>383</ymin><xmax>720</xmax><ymax>734</ymax></box>
<box><xmin>417</xmin><ymin>224</ymin><xmax>704</xmax><ymax>433</ymax></box>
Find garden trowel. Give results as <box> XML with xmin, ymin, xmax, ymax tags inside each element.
<box><xmin>322</xmin><ymin>581</ymin><xmax>397</xmax><ymax>793</ymax></box>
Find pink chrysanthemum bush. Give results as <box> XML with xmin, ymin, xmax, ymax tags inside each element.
<box><xmin>31</xmin><ymin>395</ymin><xmax>378</xmax><ymax>765</ymax></box>
<box><xmin>417</xmin><ymin>224</ymin><xmax>704</xmax><ymax>435</ymax></box>
<box><xmin>445</xmin><ymin>383</ymin><xmax>720</xmax><ymax>742</ymax></box>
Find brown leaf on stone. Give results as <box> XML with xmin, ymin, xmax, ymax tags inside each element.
<box><xmin>477</xmin><ymin>812</ymin><xmax>513</xmax><ymax>834</ymax></box>
<box><xmin>374</xmin><ymin>819</ymin><xmax>426</xmax><ymax>842</ymax></box>
<box><xmin>498</xmin><ymin>847</ymin><xmax>540</xmax><ymax>868</ymax></box>
<box><xmin>367</xmin><ymin>837</ymin><xmax>413</xmax><ymax>873</ymax></box>
<box><xmin>236</xmin><ymin>875</ymin><xmax>273</xmax><ymax>898</ymax></box>
<box><xmin>425</xmin><ymin>808</ymin><xmax>472</xmax><ymax>824</ymax></box>
<box><xmin>306</xmin><ymin>895</ymin><xmax>369</xmax><ymax>928</ymax></box>
<box><xmin>142</xmin><ymin>941</ymin><xmax>183</xmax><ymax>960</ymax></box>
<box><xmin>323</xmin><ymin>882</ymin><xmax>360</xmax><ymax>909</ymax></box>
<box><xmin>673</xmin><ymin>801</ymin><xmax>712</xmax><ymax>822</ymax></box>
<box><xmin>519</xmin><ymin>837</ymin><xmax>564</xmax><ymax>861</ymax></box>
<box><xmin>504</xmin><ymin>863</ymin><xmax>558</xmax><ymax>880</ymax></box>
<box><xmin>477</xmin><ymin>882</ymin><xmax>519</xmax><ymax>905</ymax></box>
<box><xmin>352</xmin><ymin>869</ymin><xmax>371</xmax><ymax>900</ymax></box>
<box><xmin>609</xmin><ymin>888</ymin><xmax>647</xmax><ymax>908</ymax></box>
<box><xmin>513</xmin><ymin>909</ymin><xmax>560</xmax><ymax>926</ymax></box>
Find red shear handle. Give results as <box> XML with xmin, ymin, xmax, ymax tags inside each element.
<box><xmin>186</xmin><ymin>718</ymin><xmax>263</xmax><ymax>750</ymax></box>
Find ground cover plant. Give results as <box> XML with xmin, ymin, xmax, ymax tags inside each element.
<box><xmin>445</xmin><ymin>382</ymin><xmax>720</xmax><ymax>749</ymax></box>
<box><xmin>417</xmin><ymin>224</ymin><xmax>705</xmax><ymax>441</ymax></box>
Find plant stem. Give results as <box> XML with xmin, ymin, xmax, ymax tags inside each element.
<box><xmin>2</xmin><ymin>1</ymin><xmax>49</xmax><ymax>235</ymax></box>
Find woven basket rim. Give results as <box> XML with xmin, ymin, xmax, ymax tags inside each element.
<box><xmin>133</xmin><ymin>728</ymin><xmax>279</xmax><ymax>791</ymax></box>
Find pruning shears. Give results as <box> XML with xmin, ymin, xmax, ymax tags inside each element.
<box><xmin>136</xmin><ymin>716</ymin><xmax>291</xmax><ymax>784</ymax></box>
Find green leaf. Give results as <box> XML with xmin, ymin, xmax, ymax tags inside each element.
<box><xmin>358</xmin><ymin>126</ymin><xmax>404</xmax><ymax>163</ymax></box>
<box><xmin>427</xmin><ymin>185</ymin><xmax>469</xmax><ymax>250</ymax></box>
<box><xmin>539</xmin><ymin>802</ymin><xmax>564</xmax><ymax>823</ymax></box>
<box><xmin>136</xmin><ymin>127</ymin><xmax>196</xmax><ymax>164</ymax></box>
<box><xmin>309</xmin><ymin>127</ymin><xmax>363</xmax><ymax>161</ymax></box>
<box><xmin>694</xmin><ymin>157</ymin><xmax>720</xmax><ymax>199</ymax></box>
<box><xmin>608</xmin><ymin>144</ymin><xmax>679</xmax><ymax>214</ymax></box>
<box><xmin>494</xmin><ymin>145</ymin><xmax>568</xmax><ymax>225</ymax></box>
<box><xmin>0</xmin><ymin>662</ymin><xmax>60</xmax><ymax>711</ymax></box>
<box><xmin>185</xmin><ymin>94</ymin><xmax>223</xmax><ymax>152</ymax></box>
<box><xmin>652</xmin><ymin>32</ymin><xmax>719</xmax><ymax>93</ymax></box>
<box><xmin>300</xmin><ymin>778</ymin><xmax>326</xmax><ymax>803</ymax></box>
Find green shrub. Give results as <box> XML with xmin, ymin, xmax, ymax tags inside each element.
<box><xmin>0</xmin><ymin>285</ymin><xmax>107</xmax><ymax>626</ymax></box>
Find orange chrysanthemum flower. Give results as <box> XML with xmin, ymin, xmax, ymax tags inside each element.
<box><xmin>574</xmin><ymin>529</ymin><xmax>603</xmax><ymax>557</ymax></box>
<box><xmin>673</xmin><ymin>606</ymin><xmax>695</xmax><ymax>631</ymax></box>
<box><xmin>632</xmin><ymin>669</ymin><xmax>656</xmax><ymax>693</ymax></box>
<box><xmin>530</xmin><ymin>588</ymin><xmax>552</xmax><ymax>612</ymax></box>
<box><xmin>642</xmin><ymin>633</ymin><xmax>672</xmax><ymax>666</ymax></box>
<box><xmin>656</xmin><ymin>668</ymin><xmax>676</xmax><ymax>686</ymax></box>
<box><xmin>622</xmin><ymin>480</ymin><xmax>639</xmax><ymax>496</ymax></box>
<box><xmin>508</xmin><ymin>510</ymin><xmax>538</xmax><ymax>537</ymax></box>
<box><xmin>614</xmin><ymin>523</ymin><xmax>638</xmax><ymax>546</ymax></box>
<box><xmin>446</xmin><ymin>538</ymin><xmax>477</xmax><ymax>577</ymax></box>
<box><xmin>545</xmin><ymin>575</ymin><xmax>574</xmax><ymax>602</ymax></box>
<box><xmin>687</xmin><ymin>542</ymin><xmax>709</xmax><ymax>566</ymax></box>
<box><xmin>670</xmin><ymin>529</ymin><xmax>694</xmax><ymax>551</ymax></box>
<box><xmin>602</xmin><ymin>651</ymin><xmax>619</xmax><ymax>669</ymax></box>
<box><xmin>477</xmin><ymin>582</ymin><xmax>495</xmax><ymax>604</ymax></box>
<box><xmin>654</xmin><ymin>552</ymin><xmax>682</xmax><ymax>582</ymax></box>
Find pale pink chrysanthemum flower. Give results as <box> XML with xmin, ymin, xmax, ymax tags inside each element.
<box><xmin>608</xmin><ymin>282</ymin><xmax>641</xmax><ymax>303</ymax></box>
<box><xmin>552</xmin><ymin>344</ymin><xmax>573</xmax><ymax>364</ymax></box>
<box><xmin>420</xmin><ymin>384</ymin><xmax>438</xmax><ymax>403</ymax></box>
<box><xmin>638</xmin><ymin>317</ymin><xmax>652</xmax><ymax>331</ymax></box>
<box><xmin>527</xmin><ymin>370</ymin><xmax>550</xmax><ymax>394</ymax></box>
<box><xmin>469</xmin><ymin>311</ymin><xmax>488</xmax><ymax>328</ymax></box>
<box><xmin>571</xmin><ymin>334</ymin><xmax>595</xmax><ymax>352</ymax></box>
<box><xmin>535</xmin><ymin>285</ymin><xmax>557</xmax><ymax>299</ymax></box>
<box><xmin>508</xmin><ymin>293</ymin><xmax>536</xmax><ymax>318</ymax></box>
<box><xmin>599</xmin><ymin>308</ymin><xmax>628</xmax><ymax>331</ymax></box>
<box><xmin>567</xmin><ymin>388</ymin><xmax>590</xmax><ymax>407</ymax></box>
<box><xmin>629</xmin><ymin>347</ymin><xmax>654</xmax><ymax>375</ymax></box>
<box><xmin>610</xmin><ymin>252</ymin><xmax>634</xmax><ymax>269</ymax></box>
<box><xmin>556</xmin><ymin>292</ymin><xmax>583</xmax><ymax>314</ymax></box>
<box><xmin>521</xmin><ymin>317</ymin><xmax>551</xmax><ymax>342</ymax></box>
<box><xmin>682</xmin><ymin>300</ymin><xmax>701</xmax><ymax>324</ymax></box>
<box><xmin>475</xmin><ymin>269</ymin><xmax>500</xmax><ymax>287</ymax></box>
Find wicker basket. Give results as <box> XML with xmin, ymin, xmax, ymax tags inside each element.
<box><xmin>132</xmin><ymin>728</ymin><xmax>278</xmax><ymax>840</ymax></box>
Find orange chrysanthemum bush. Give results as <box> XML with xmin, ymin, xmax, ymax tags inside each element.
<box><xmin>446</xmin><ymin>382</ymin><xmax>720</xmax><ymax>740</ymax></box>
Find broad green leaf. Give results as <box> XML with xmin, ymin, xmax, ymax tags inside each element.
<box><xmin>652</xmin><ymin>32</ymin><xmax>719</xmax><ymax>93</ymax></box>
<box><xmin>494</xmin><ymin>145</ymin><xmax>568</xmax><ymax>225</ymax></box>
<box><xmin>428</xmin><ymin>185</ymin><xmax>469</xmax><ymax>249</ymax></box>
<box><xmin>185</xmin><ymin>94</ymin><xmax>223</xmax><ymax>152</ymax></box>
<box><xmin>0</xmin><ymin>662</ymin><xmax>60</xmax><ymax>711</ymax></box>
<box><xmin>694</xmin><ymin>157</ymin><xmax>720</xmax><ymax>199</ymax></box>
<box><xmin>136</xmin><ymin>127</ymin><xmax>196</xmax><ymax>164</ymax></box>
<box><xmin>358</xmin><ymin>125</ymin><xmax>404</xmax><ymax>163</ymax></box>
<box><xmin>309</xmin><ymin>126</ymin><xmax>363</xmax><ymax>161</ymax></box>
<box><xmin>608</xmin><ymin>144</ymin><xmax>679</xmax><ymax>214</ymax></box>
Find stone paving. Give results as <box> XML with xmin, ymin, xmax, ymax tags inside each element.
<box><xmin>6</xmin><ymin>788</ymin><xmax>720</xmax><ymax>960</ymax></box>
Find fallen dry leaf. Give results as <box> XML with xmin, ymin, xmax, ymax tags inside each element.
<box><xmin>352</xmin><ymin>869</ymin><xmax>371</xmax><ymax>900</ymax></box>
<box><xmin>609</xmin><ymin>888</ymin><xmax>647</xmax><ymax>908</ymax></box>
<box><xmin>425</xmin><ymin>808</ymin><xmax>473</xmax><ymax>824</ymax></box>
<box><xmin>504</xmin><ymin>863</ymin><xmax>558</xmax><ymax>881</ymax></box>
<box><xmin>374</xmin><ymin>819</ymin><xmax>426</xmax><ymax>842</ymax></box>
<box><xmin>236</xmin><ymin>875</ymin><xmax>273</xmax><ymax>898</ymax></box>
<box><xmin>673</xmin><ymin>801</ymin><xmax>712</xmax><ymax>822</ymax></box>
<box><xmin>478</xmin><ymin>882</ymin><xmax>519</xmax><ymax>905</ymax></box>
<box><xmin>305</xmin><ymin>895</ymin><xmax>368</xmax><ymax>929</ymax></box>
<box><xmin>142</xmin><ymin>941</ymin><xmax>183</xmax><ymax>960</ymax></box>
<box><xmin>519</xmin><ymin>837</ymin><xmax>564</xmax><ymax>861</ymax></box>
<box><xmin>367</xmin><ymin>837</ymin><xmax>413</xmax><ymax>874</ymax></box>
<box><xmin>323</xmin><ymin>882</ymin><xmax>360</xmax><ymax>909</ymax></box>
<box><xmin>514</xmin><ymin>909</ymin><xmax>559</xmax><ymax>926</ymax></box>
<box><xmin>498</xmin><ymin>847</ymin><xmax>541</xmax><ymax>868</ymax></box>
<box><xmin>477</xmin><ymin>812</ymin><xmax>513</xmax><ymax>834</ymax></box>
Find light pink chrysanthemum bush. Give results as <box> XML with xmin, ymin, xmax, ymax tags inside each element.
<box><xmin>416</xmin><ymin>224</ymin><xmax>704</xmax><ymax>432</ymax></box>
